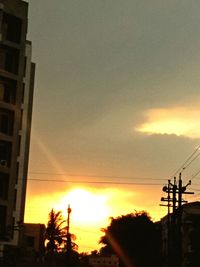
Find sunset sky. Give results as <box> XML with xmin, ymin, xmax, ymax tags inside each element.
<box><xmin>24</xmin><ymin>0</ymin><xmax>200</xmax><ymax>252</ymax></box>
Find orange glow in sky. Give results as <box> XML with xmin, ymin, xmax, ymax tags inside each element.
<box><xmin>54</xmin><ymin>188</ymin><xmax>110</xmax><ymax>226</ymax></box>
<box><xmin>25</xmin><ymin>184</ymin><xmax>166</xmax><ymax>252</ymax></box>
<box><xmin>24</xmin><ymin>0</ymin><xmax>200</xmax><ymax>256</ymax></box>
<box><xmin>26</xmin><ymin>116</ymin><xmax>167</xmax><ymax>252</ymax></box>
<box><xmin>136</xmin><ymin>106</ymin><xmax>200</xmax><ymax>138</ymax></box>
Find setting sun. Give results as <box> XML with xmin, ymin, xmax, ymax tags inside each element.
<box><xmin>54</xmin><ymin>188</ymin><xmax>110</xmax><ymax>226</ymax></box>
<box><xmin>25</xmin><ymin>183</ymin><xmax>165</xmax><ymax>252</ymax></box>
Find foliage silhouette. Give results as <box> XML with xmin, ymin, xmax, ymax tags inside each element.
<box><xmin>100</xmin><ymin>211</ymin><xmax>161</xmax><ymax>267</ymax></box>
<box><xmin>45</xmin><ymin>209</ymin><xmax>66</xmax><ymax>253</ymax></box>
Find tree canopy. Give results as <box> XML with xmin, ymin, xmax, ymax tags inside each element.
<box><xmin>100</xmin><ymin>211</ymin><xmax>161</xmax><ymax>267</ymax></box>
<box><xmin>45</xmin><ymin>209</ymin><xmax>66</xmax><ymax>253</ymax></box>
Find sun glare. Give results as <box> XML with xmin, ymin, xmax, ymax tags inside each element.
<box><xmin>25</xmin><ymin>185</ymin><xmax>165</xmax><ymax>252</ymax></box>
<box><xmin>54</xmin><ymin>188</ymin><xmax>110</xmax><ymax>226</ymax></box>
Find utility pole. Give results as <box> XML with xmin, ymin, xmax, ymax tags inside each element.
<box><xmin>178</xmin><ymin>172</ymin><xmax>183</xmax><ymax>209</ymax></box>
<box><xmin>172</xmin><ymin>178</ymin><xmax>177</xmax><ymax>213</ymax></box>
<box><xmin>66</xmin><ymin>205</ymin><xmax>72</xmax><ymax>261</ymax></box>
<box><xmin>177</xmin><ymin>172</ymin><xmax>194</xmax><ymax>208</ymax></box>
<box><xmin>160</xmin><ymin>174</ymin><xmax>194</xmax><ymax>267</ymax></box>
<box><xmin>161</xmin><ymin>174</ymin><xmax>194</xmax><ymax>213</ymax></box>
<box><xmin>160</xmin><ymin>178</ymin><xmax>177</xmax><ymax>214</ymax></box>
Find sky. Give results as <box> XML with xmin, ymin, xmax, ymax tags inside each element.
<box><xmin>24</xmin><ymin>0</ymin><xmax>200</xmax><ymax>252</ymax></box>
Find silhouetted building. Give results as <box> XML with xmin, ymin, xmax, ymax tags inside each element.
<box><xmin>22</xmin><ymin>223</ymin><xmax>45</xmax><ymax>253</ymax></box>
<box><xmin>161</xmin><ymin>202</ymin><xmax>200</xmax><ymax>267</ymax></box>
<box><xmin>0</xmin><ymin>0</ymin><xmax>35</xmax><ymax>257</ymax></box>
<box><xmin>89</xmin><ymin>255</ymin><xmax>119</xmax><ymax>267</ymax></box>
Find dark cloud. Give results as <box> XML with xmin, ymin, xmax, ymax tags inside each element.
<box><xmin>27</xmin><ymin>0</ymin><xmax>200</xmax><ymax>200</ymax></box>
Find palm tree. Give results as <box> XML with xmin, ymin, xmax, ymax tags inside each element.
<box><xmin>45</xmin><ymin>209</ymin><xmax>66</xmax><ymax>253</ymax></box>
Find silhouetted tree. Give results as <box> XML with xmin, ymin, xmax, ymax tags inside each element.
<box><xmin>90</xmin><ymin>250</ymin><xmax>99</xmax><ymax>256</ymax></box>
<box><xmin>45</xmin><ymin>209</ymin><xmax>66</xmax><ymax>253</ymax></box>
<box><xmin>100</xmin><ymin>211</ymin><xmax>161</xmax><ymax>267</ymax></box>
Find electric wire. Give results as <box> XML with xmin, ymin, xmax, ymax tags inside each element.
<box><xmin>190</xmin><ymin>188</ymin><xmax>200</xmax><ymax>192</ymax></box>
<box><xmin>72</xmin><ymin>227</ymin><xmax>101</xmax><ymax>235</ymax></box>
<box><xmin>27</xmin><ymin>178</ymin><xmax>162</xmax><ymax>186</ymax></box>
<box><xmin>182</xmin><ymin>151</ymin><xmax>200</xmax><ymax>172</ymax></box>
<box><xmin>187</xmin><ymin>193</ymin><xmax>200</xmax><ymax>199</ymax></box>
<box><xmin>27</xmin><ymin>147</ymin><xmax>200</xmax><ymax>209</ymax></box>
<box><xmin>28</xmin><ymin>171</ymin><xmax>165</xmax><ymax>181</ymax></box>
<box><xmin>190</xmin><ymin>167</ymin><xmax>200</xmax><ymax>182</ymax></box>
<box><xmin>171</xmin><ymin>144</ymin><xmax>200</xmax><ymax>178</ymax></box>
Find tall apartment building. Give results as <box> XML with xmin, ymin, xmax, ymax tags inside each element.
<box><xmin>0</xmin><ymin>0</ymin><xmax>35</xmax><ymax>255</ymax></box>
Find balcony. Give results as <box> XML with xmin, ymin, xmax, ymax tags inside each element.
<box><xmin>0</xmin><ymin>77</ymin><xmax>17</xmax><ymax>105</ymax></box>
<box><xmin>0</xmin><ymin>45</ymin><xmax>19</xmax><ymax>75</ymax></box>
<box><xmin>1</xmin><ymin>13</ymin><xmax>22</xmax><ymax>44</ymax></box>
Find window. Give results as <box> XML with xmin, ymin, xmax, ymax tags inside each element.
<box><xmin>13</xmin><ymin>189</ymin><xmax>17</xmax><ymax>211</ymax></box>
<box><xmin>190</xmin><ymin>229</ymin><xmax>200</xmax><ymax>251</ymax></box>
<box><xmin>0</xmin><ymin>45</ymin><xmax>19</xmax><ymax>74</ymax></box>
<box><xmin>2</xmin><ymin>13</ymin><xmax>22</xmax><ymax>44</ymax></box>
<box><xmin>0</xmin><ymin>172</ymin><xmax>9</xmax><ymax>200</ymax></box>
<box><xmin>23</xmin><ymin>57</ymin><xmax>27</xmax><ymax>77</ymax></box>
<box><xmin>26</xmin><ymin>236</ymin><xmax>35</xmax><ymax>247</ymax></box>
<box><xmin>21</xmin><ymin>83</ymin><xmax>25</xmax><ymax>104</ymax></box>
<box><xmin>0</xmin><ymin>84</ymin><xmax>3</xmax><ymax>100</ymax></box>
<box><xmin>19</xmin><ymin>110</ymin><xmax>23</xmax><ymax>130</ymax></box>
<box><xmin>17</xmin><ymin>135</ymin><xmax>21</xmax><ymax>156</ymax></box>
<box><xmin>0</xmin><ymin>49</ymin><xmax>6</xmax><ymax>69</ymax></box>
<box><xmin>0</xmin><ymin>78</ymin><xmax>17</xmax><ymax>104</ymax></box>
<box><xmin>11</xmin><ymin>217</ymin><xmax>15</xmax><ymax>239</ymax></box>
<box><xmin>0</xmin><ymin>108</ymin><xmax>14</xmax><ymax>135</ymax></box>
<box><xmin>5</xmin><ymin>48</ymin><xmax>19</xmax><ymax>74</ymax></box>
<box><xmin>15</xmin><ymin>162</ymin><xmax>19</xmax><ymax>184</ymax></box>
<box><xmin>0</xmin><ymin>205</ymin><xmax>7</xmax><ymax>239</ymax></box>
<box><xmin>0</xmin><ymin>140</ymin><xmax>12</xmax><ymax>167</ymax></box>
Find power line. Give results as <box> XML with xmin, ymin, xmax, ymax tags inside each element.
<box><xmin>28</xmin><ymin>171</ymin><xmax>165</xmax><ymax>181</ymax></box>
<box><xmin>187</xmin><ymin>193</ymin><xmax>200</xmax><ymax>199</ymax></box>
<box><xmin>190</xmin><ymin>188</ymin><xmax>200</xmax><ymax>192</ymax></box>
<box><xmin>72</xmin><ymin>227</ymin><xmax>101</xmax><ymax>235</ymax></box>
<box><xmin>192</xmin><ymin>183</ymin><xmax>200</xmax><ymax>186</ymax></box>
<box><xmin>27</xmin><ymin>178</ymin><xmax>162</xmax><ymax>186</ymax></box>
<box><xmin>190</xmin><ymin>167</ymin><xmax>200</xmax><ymax>182</ymax></box>
<box><xmin>171</xmin><ymin>144</ymin><xmax>200</xmax><ymax>178</ymax></box>
<box><xmin>182</xmin><ymin>151</ymin><xmax>200</xmax><ymax>171</ymax></box>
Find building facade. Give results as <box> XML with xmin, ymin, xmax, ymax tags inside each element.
<box><xmin>22</xmin><ymin>223</ymin><xmax>45</xmax><ymax>253</ymax></box>
<box><xmin>161</xmin><ymin>202</ymin><xmax>200</xmax><ymax>267</ymax></box>
<box><xmin>89</xmin><ymin>255</ymin><xmax>119</xmax><ymax>267</ymax></box>
<box><xmin>0</xmin><ymin>0</ymin><xmax>35</xmax><ymax>256</ymax></box>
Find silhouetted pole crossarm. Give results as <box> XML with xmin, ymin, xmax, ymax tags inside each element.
<box><xmin>161</xmin><ymin>174</ymin><xmax>194</xmax><ymax>214</ymax></box>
